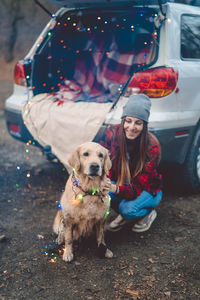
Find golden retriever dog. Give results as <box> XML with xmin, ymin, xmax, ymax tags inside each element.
<box><xmin>53</xmin><ymin>142</ymin><xmax>113</xmax><ymax>262</ymax></box>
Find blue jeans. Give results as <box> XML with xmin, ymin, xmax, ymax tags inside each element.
<box><xmin>110</xmin><ymin>190</ymin><xmax>162</xmax><ymax>220</ymax></box>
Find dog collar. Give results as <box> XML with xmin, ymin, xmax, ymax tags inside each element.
<box><xmin>71</xmin><ymin>169</ymin><xmax>104</xmax><ymax>200</ymax></box>
<box><xmin>71</xmin><ymin>169</ymin><xmax>111</xmax><ymax>217</ymax></box>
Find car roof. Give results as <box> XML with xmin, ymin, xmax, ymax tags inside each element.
<box><xmin>51</xmin><ymin>0</ymin><xmax>161</xmax><ymax>8</ymax></box>
<box><xmin>51</xmin><ymin>0</ymin><xmax>200</xmax><ymax>8</ymax></box>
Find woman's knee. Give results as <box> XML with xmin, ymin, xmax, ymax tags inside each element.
<box><xmin>118</xmin><ymin>190</ymin><xmax>163</xmax><ymax>219</ymax></box>
<box><xmin>154</xmin><ymin>190</ymin><xmax>162</xmax><ymax>206</ymax></box>
<box><xmin>118</xmin><ymin>200</ymin><xmax>138</xmax><ymax>220</ymax></box>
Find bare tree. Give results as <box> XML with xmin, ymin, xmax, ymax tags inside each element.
<box><xmin>0</xmin><ymin>0</ymin><xmax>59</xmax><ymax>63</ymax></box>
<box><xmin>1</xmin><ymin>0</ymin><xmax>24</xmax><ymax>62</ymax></box>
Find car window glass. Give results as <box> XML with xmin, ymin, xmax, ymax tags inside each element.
<box><xmin>181</xmin><ymin>14</ymin><xmax>200</xmax><ymax>59</ymax></box>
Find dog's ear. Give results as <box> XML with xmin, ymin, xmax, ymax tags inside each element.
<box><xmin>68</xmin><ymin>147</ymin><xmax>81</xmax><ymax>171</ymax></box>
<box><xmin>104</xmin><ymin>149</ymin><xmax>112</xmax><ymax>176</ymax></box>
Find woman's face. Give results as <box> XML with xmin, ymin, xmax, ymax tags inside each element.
<box><xmin>123</xmin><ymin>116</ymin><xmax>144</xmax><ymax>140</ymax></box>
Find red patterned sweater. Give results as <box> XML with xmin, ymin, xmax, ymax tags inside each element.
<box><xmin>100</xmin><ymin>124</ymin><xmax>163</xmax><ymax>200</ymax></box>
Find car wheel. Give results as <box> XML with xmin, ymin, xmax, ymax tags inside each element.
<box><xmin>182</xmin><ymin>125</ymin><xmax>200</xmax><ymax>193</ymax></box>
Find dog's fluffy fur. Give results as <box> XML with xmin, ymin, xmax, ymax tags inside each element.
<box><xmin>53</xmin><ymin>142</ymin><xmax>113</xmax><ymax>262</ymax></box>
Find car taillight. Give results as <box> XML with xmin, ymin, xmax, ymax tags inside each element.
<box><xmin>127</xmin><ymin>67</ymin><xmax>178</xmax><ymax>98</ymax></box>
<box><xmin>8</xmin><ymin>122</ymin><xmax>21</xmax><ymax>137</ymax></box>
<box><xmin>14</xmin><ymin>61</ymin><xmax>27</xmax><ymax>86</ymax></box>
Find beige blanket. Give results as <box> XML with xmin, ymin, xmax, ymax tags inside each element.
<box><xmin>22</xmin><ymin>94</ymin><xmax>113</xmax><ymax>170</ymax></box>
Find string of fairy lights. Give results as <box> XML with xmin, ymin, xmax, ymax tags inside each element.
<box><xmin>30</xmin><ymin>10</ymin><xmax>159</xmax><ymax>93</ymax></box>
<box><xmin>19</xmin><ymin>9</ymin><xmax>162</xmax><ymax>263</ymax></box>
<box><xmin>15</xmin><ymin>140</ymin><xmax>65</xmax><ymax>190</ymax></box>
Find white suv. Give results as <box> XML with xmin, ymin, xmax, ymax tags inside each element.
<box><xmin>4</xmin><ymin>0</ymin><xmax>200</xmax><ymax>192</ymax></box>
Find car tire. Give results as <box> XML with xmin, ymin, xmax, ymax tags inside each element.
<box><xmin>182</xmin><ymin>124</ymin><xmax>200</xmax><ymax>193</ymax></box>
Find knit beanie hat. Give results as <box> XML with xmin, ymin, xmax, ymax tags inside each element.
<box><xmin>121</xmin><ymin>94</ymin><xmax>151</xmax><ymax>122</ymax></box>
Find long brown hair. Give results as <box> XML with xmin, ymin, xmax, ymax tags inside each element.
<box><xmin>116</xmin><ymin>118</ymin><xmax>149</xmax><ymax>186</ymax></box>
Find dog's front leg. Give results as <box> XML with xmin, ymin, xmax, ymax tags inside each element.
<box><xmin>96</xmin><ymin>222</ymin><xmax>113</xmax><ymax>259</ymax></box>
<box><xmin>56</xmin><ymin>214</ymin><xmax>65</xmax><ymax>245</ymax></box>
<box><xmin>62</xmin><ymin>224</ymin><xmax>74</xmax><ymax>262</ymax></box>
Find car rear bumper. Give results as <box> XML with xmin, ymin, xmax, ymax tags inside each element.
<box><xmin>150</xmin><ymin>126</ymin><xmax>196</xmax><ymax>165</ymax></box>
<box><xmin>4</xmin><ymin>106</ymin><xmax>196</xmax><ymax>165</ymax></box>
<box><xmin>4</xmin><ymin>106</ymin><xmax>39</xmax><ymax>145</ymax></box>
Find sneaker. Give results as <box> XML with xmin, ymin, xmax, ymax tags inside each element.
<box><xmin>132</xmin><ymin>210</ymin><xmax>157</xmax><ymax>233</ymax></box>
<box><xmin>107</xmin><ymin>214</ymin><xmax>128</xmax><ymax>232</ymax></box>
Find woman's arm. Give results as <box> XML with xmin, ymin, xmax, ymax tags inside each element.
<box><xmin>117</xmin><ymin>143</ymin><xmax>162</xmax><ymax>200</ymax></box>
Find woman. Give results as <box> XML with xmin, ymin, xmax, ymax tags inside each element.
<box><xmin>101</xmin><ymin>94</ymin><xmax>163</xmax><ymax>232</ymax></box>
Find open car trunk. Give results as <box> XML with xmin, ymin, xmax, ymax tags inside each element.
<box><xmin>32</xmin><ymin>5</ymin><xmax>159</xmax><ymax>101</ymax></box>
<box><xmin>24</xmin><ymin>4</ymin><xmax>159</xmax><ymax>168</ymax></box>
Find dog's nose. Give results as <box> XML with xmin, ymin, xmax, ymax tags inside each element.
<box><xmin>90</xmin><ymin>163</ymin><xmax>100</xmax><ymax>175</ymax></box>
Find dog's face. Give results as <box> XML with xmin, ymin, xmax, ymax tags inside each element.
<box><xmin>68</xmin><ymin>142</ymin><xmax>111</xmax><ymax>177</ymax></box>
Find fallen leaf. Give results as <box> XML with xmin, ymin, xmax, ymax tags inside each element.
<box><xmin>164</xmin><ymin>291</ymin><xmax>171</xmax><ymax>297</ymax></box>
<box><xmin>119</xmin><ymin>265</ymin><xmax>127</xmax><ymax>270</ymax></box>
<box><xmin>146</xmin><ymin>281</ymin><xmax>153</xmax><ymax>287</ymax></box>
<box><xmin>144</xmin><ymin>275</ymin><xmax>156</xmax><ymax>281</ymax></box>
<box><xmin>145</xmin><ymin>265</ymin><xmax>152</xmax><ymax>270</ymax></box>
<box><xmin>126</xmin><ymin>289</ymin><xmax>139</xmax><ymax>296</ymax></box>
<box><xmin>129</xmin><ymin>267</ymin><xmax>134</xmax><ymax>275</ymax></box>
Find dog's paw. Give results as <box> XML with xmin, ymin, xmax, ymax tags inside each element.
<box><xmin>105</xmin><ymin>248</ymin><xmax>113</xmax><ymax>259</ymax></box>
<box><xmin>97</xmin><ymin>244</ymin><xmax>113</xmax><ymax>259</ymax></box>
<box><xmin>62</xmin><ymin>249</ymin><xmax>74</xmax><ymax>262</ymax></box>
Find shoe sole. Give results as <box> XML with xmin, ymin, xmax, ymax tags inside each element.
<box><xmin>106</xmin><ymin>220</ymin><xmax>131</xmax><ymax>232</ymax></box>
<box><xmin>106</xmin><ymin>226</ymin><xmax>123</xmax><ymax>232</ymax></box>
<box><xmin>131</xmin><ymin>211</ymin><xmax>157</xmax><ymax>233</ymax></box>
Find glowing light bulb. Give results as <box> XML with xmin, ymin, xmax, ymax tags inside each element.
<box><xmin>57</xmin><ymin>202</ymin><xmax>62</xmax><ymax>210</ymax></box>
<box><xmin>77</xmin><ymin>194</ymin><xmax>84</xmax><ymax>201</ymax></box>
<box><xmin>104</xmin><ymin>211</ymin><xmax>110</xmax><ymax>218</ymax></box>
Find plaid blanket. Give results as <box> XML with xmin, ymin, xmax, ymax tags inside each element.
<box><xmin>52</xmin><ymin>35</ymin><xmax>155</xmax><ymax>103</ymax></box>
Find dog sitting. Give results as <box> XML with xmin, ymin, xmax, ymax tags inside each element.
<box><xmin>53</xmin><ymin>142</ymin><xmax>113</xmax><ymax>262</ymax></box>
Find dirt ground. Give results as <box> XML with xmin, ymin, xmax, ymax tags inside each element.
<box><xmin>0</xmin><ymin>10</ymin><xmax>200</xmax><ymax>295</ymax></box>
<box><xmin>0</xmin><ymin>107</ymin><xmax>200</xmax><ymax>300</ymax></box>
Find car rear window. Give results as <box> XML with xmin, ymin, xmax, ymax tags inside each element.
<box><xmin>33</xmin><ymin>7</ymin><xmax>159</xmax><ymax>102</ymax></box>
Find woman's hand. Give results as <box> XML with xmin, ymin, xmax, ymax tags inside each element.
<box><xmin>110</xmin><ymin>183</ymin><xmax>119</xmax><ymax>194</ymax></box>
<box><xmin>102</xmin><ymin>178</ymin><xmax>119</xmax><ymax>194</ymax></box>
<box><xmin>102</xmin><ymin>177</ymin><xmax>111</xmax><ymax>195</ymax></box>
